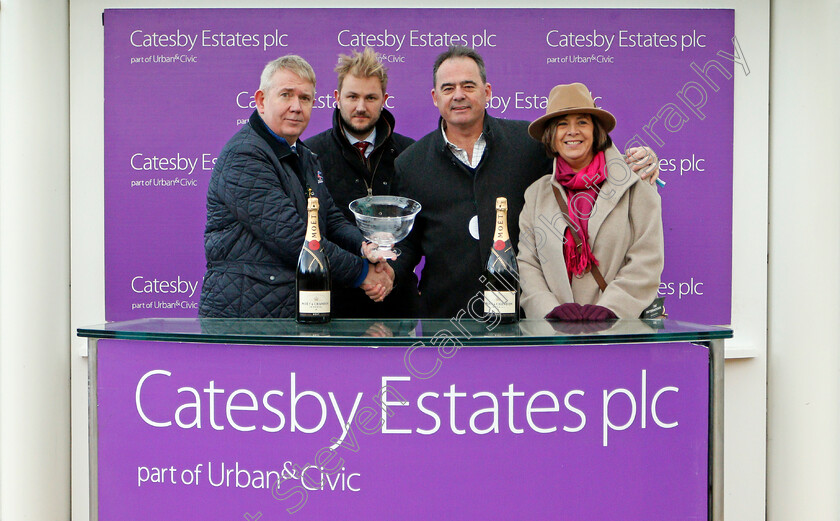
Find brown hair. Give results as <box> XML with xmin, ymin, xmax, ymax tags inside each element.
<box><xmin>540</xmin><ymin>114</ymin><xmax>613</xmax><ymax>157</ymax></box>
<box><xmin>432</xmin><ymin>45</ymin><xmax>487</xmax><ymax>87</ymax></box>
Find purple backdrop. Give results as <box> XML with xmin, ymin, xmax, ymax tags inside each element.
<box><xmin>105</xmin><ymin>8</ymin><xmax>734</xmax><ymax>323</ymax></box>
<box><xmin>96</xmin><ymin>339</ymin><xmax>709</xmax><ymax>519</ymax></box>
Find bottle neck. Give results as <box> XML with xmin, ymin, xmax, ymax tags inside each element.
<box><xmin>493</xmin><ymin>208</ymin><xmax>509</xmax><ymax>243</ymax></box>
<box><xmin>305</xmin><ymin>208</ymin><xmax>321</xmax><ymax>243</ymax></box>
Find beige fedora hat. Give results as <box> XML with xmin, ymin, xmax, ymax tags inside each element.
<box><xmin>528</xmin><ymin>83</ymin><xmax>616</xmax><ymax>140</ymax></box>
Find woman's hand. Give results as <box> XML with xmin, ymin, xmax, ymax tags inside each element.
<box><xmin>545</xmin><ymin>303</ymin><xmax>617</xmax><ymax>321</ymax></box>
<box><xmin>580</xmin><ymin>304</ymin><xmax>617</xmax><ymax>321</ymax></box>
<box><xmin>545</xmin><ymin>303</ymin><xmax>584</xmax><ymax>321</ymax></box>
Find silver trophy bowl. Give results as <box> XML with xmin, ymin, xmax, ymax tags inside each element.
<box><xmin>349</xmin><ymin>196</ymin><xmax>422</xmax><ymax>260</ymax></box>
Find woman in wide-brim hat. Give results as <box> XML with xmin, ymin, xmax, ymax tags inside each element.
<box><xmin>517</xmin><ymin>83</ymin><xmax>665</xmax><ymax>321</ymax></box>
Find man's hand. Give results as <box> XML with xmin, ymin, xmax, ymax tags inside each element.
<box><xmin>360</xmin><ymin>261</ymin><xmax>394</xmax><ymax>302</ymax></box>
<box><xmin>624</xmin><ymin>146</ymin><xmax>661</xmax><ymax>186</ymax></box>
<box><xmin>362</xmin><ymin>241</ymin><xmax>396</xmax><ymax>262</ymax></box>
<box><xmin>364</xmin><ymin>322</ymin><xmax>394</xmax><ymax>338</ymax></box>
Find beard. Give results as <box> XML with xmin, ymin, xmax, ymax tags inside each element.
<box><xmin>340</xmin><ymin>111</ymin><xmax>379</xmax><ymax>138</ymax></box>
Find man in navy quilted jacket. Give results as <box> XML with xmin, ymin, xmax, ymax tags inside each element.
<box><xmin>199</xmin><ymin>55</ymin><xmax>393</xmax><ymax>318</ymax></box>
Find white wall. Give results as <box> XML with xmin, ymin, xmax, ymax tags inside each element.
<box><xmin>767</xmin><ymin>0</ymin><xmax>840</xmax><ymax>518</ymax></box>
<box><xmin>0</xmin><ymin>1</ymin><xmax>71</xmax><ymax>520</ymax></box>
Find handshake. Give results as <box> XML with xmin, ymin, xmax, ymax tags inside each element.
<box><xmin>360</xmin><ymin>242</ymin><xmax>395</xmax><ymax>303</ymax></box>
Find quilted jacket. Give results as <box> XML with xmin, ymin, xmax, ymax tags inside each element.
<box><xmin>199</xmin><ymin>110</ymin><xmax>366</xmax><ymax>318</ymax></box>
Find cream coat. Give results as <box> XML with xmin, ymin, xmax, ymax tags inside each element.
<box><xmin>517</xmin><ymin>145</ymin><xmax>664</xmax><ymax>319</ymax></box>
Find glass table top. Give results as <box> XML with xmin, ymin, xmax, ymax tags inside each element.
<box><xmin>78</xmin><ymin>318</ymin><xmax>732</xmax><ymax>347</ymax></box>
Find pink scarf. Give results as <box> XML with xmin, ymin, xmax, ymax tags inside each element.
<box><xmin>555</xmin><ymin>151</ymin><xmax>607</xmax><ymax>279</ymax></box>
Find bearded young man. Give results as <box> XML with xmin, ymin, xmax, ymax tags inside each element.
<box><xmin>306</xmin><ymin>48</ymin><xmax>420</xmax><ymax>318</ymax></box>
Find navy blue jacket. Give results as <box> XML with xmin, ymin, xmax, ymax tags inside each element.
<box><xmin>199</xmin><ymin>110</ymin><xmax>366</xmax><ymax>318</ymax></box>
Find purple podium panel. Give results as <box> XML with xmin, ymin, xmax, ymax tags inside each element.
<box><xmin>94</xmin><ymin>339</ymin><xmax>709</xmax><ymax>520</ymax></box>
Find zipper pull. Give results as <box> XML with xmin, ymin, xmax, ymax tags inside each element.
<box><xmin>367</xmin><ymin>187</ymin><xmax>373</xmax><ymax>197</ymax></box>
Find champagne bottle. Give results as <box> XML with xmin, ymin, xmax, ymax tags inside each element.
<box><xmin>296</xmin><ymin>197</ymin><xmax>331</xmax><ymax>323</ymax></box>
<box><xmin>483</xmin><ymin>197</ymin><xmax>520</xmax><ymax>324</ymax></box>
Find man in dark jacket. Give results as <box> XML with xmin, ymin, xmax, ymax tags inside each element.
<box><xmin>306</xmin><ymin>48</ymin><xmax>421</xmax><ymax>318</ymax></box>
<box><xmin>199</xmin><ymin>54</ymin><xmax>393</xmax><ymax>318</ymax></box>
<box><xmin>392</xmin><ymin>46</ymin><xmax>659</xmax><ymax>319</ymax></box>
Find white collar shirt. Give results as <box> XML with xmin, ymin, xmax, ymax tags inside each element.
<box><xmin>440</xmin><ymin>121</ymin><xmax>486</xmax><ymax>169</ymax></box>
<box><xmin>344</xmin><ymin>127</ymin><xmax>377</xmax><ymax>158</ymax></box>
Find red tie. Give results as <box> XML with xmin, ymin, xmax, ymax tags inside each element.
<box><xmin>353</xmin><ymin>141</ymin><xmax>369</xmax><ymax>158</ymax></box>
